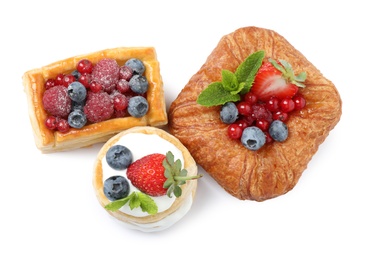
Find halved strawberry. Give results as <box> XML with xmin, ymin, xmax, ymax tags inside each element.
<box><xmin>251</xmin><ymin>58</ymin><xmax>306</xmax><ymax>101</ymax></box>
<box><xmin>126</xmin><ymin>152</ymin><xmax>202</xmax><ymax>198</ymax></box>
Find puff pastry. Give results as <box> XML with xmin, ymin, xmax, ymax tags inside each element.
<box><xmin>169</xmin><ymin>26</ymin><xmax>342</xmax><ymax>201</ymax></box>
<box><xmin>93</xmin><ymin>126</ymin><xmax>198</xmax><ymax>232</ymax></box>
<box><xmin>23</xmin><ymin>47</ymin><xmax>167</xmax><ymax>153</ymax></box>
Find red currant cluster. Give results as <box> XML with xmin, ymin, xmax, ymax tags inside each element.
<box><xmin>227</xmin><ymin>92</ymin><xmax>306</xmax><ymax>143</ymax></box>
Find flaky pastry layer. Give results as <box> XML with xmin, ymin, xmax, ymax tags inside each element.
<box><xmin>169</xmin><ymin>26</ymin><xmax>342</xmax><ymax>201</ymax></box>
<box><xmin>92</xmin><ymin>126</ymin><xmax>198</xmax><ymax>228</ymax></box>
<box><xmin>23</xmin><ymin>47</ymin><xmax>167</xmax><ymax>153</ymax></box>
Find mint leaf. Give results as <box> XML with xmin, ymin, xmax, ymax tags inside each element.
<box><xmin>104</xmin><ymin>194</ymin><xmax>131</xmax><ymax>211</ymax></box>
<box><xmin>235</xmin><ymin>50</ymin><xmax>265</xmax><ymax>94</ymax></box>
<box><xmin>104</xmin><ymin>191</ymin><xmax>158</xmax><ymax>215</ymax></box>
<box><xmin>137</xmin><ymin>192</ymin><xmax>158</xmax><ymax>215</ymax></box>
<box><xmin>196</xmin><ymin>82</ymin><xmax>240</xmax><ymax>107</ymax></box>
<box><xmin>222</xmin><ymin>70</ymin><xmax>238</xmax><ymax>92</ymax></box>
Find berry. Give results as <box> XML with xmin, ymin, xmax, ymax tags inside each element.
<box><xmin>112</xmin><ymin>92</ymin><xmax>128</xmax><ymax>111</ymax></box>
<box><xmin>237</xmin><ymin>101</ymin><xmax>252</xmax><ymax>116</ymax></box>
<box><xmin>117</xmin><ymin>79</ymin><xmax>130</xmax><ymax>94</ymax></box>
<box><xmin>77</xmin><ymin>59</ymin><xmax>94</xmax><ymax>74</ymax></box>
<box><xmin>62</xmin><ymin>74</ymin><xmax>75</xmax><ymax>87</ymax></box>
<box><xmin>67</xmin><ymin>82</ymin><xmax>87</xmax><ymax>103</ymax></box>
<box><xmin>71</xmin><ymin>70</ymin><xmax>80</xmax><ymax>80</ymax></box>
<box><xmin>119</xmin><ymin>65</ymin><xmax>134</xmax><ymax>81</ymax></box>
<box><xmin>251</xmin><ymin>59</ymin><xmax>306</xmax><ymax>101</ymax></box>
<box><xmin>42</xmin><ymin>85</ymin><xmax>72</xmax><ymax>118</ymax></box>
<box><xmin>129</xmin><ymin>75</ymin><xmax>148</xmax><ymax>94</ymax></box>
<box><xmin>79</xmin><ymin>73</ymin><xmax>92</xmax><ymax>88</ymax></box>
<box><xmin>68</xmin><ymin>109</ymin><xmax>87</xmax><ymax>129</ymax></box>
<box><xmin>255</xmin><ymin>118</ymin><xmax>270</xmax><ymax>131</ymax></box>
<box><xmin>106</xmin><ymin>145</ymin><xmax>133</xmax><ymax>170</ymax></box>
<box><xmin>279</xmin><ymin>98</ymin><xmax>295</xmax><ymax>113</ymax></box>
<box><xmin>91</xmin><ymin>58</ymin><xmax>120</xmax><ymax>93</ymax></box>
<box><xmin>127</xmin><ymin>96</ymin><xmax>149</xmax><ymax>118</ymax></box>
<box><xmin>103</xmin><ymin>175</ymin><xmax>130</xmax><ymax>201</ymax></box>
<box><xmin>45</xmin><ymin>116</ymin><xmax>58</xmax><ymax>130</ymax></box>
<box><xmin>269</xmin><ymin>120</ymin><xmax>288</xmax><ymax>142</ymax></box>
<box><xmin>293</xmin><ymin>95</ymin><xmax>306</xmax><ymax>110</ymax></box>
<box><xmin>84</xmin><ymin>92</ymin><xmax>114</xmax><ymax>123</ymax></box>
<box><xmin>227</xmin><ymin>123</ymin><xmax>243</xmax><ymax>139</ymax></box>
<box><xmin>44</xmin><ymin>79</ymin><xmax>55</xmax><ymax>90</ymax></box>
<box><xmin>265</xmin><ymin>97</ymin><xmax>280</xmax><ymax>112</ymax></box>
<box><xmin>89</xmin><ymin>81</ymin><xmax>102</xmax><ymax>93</ymax></box>
<box><xmin>220</xmin><ymin>102</ymin><xmax>238</xmax><ymax>124</ymax></box>
<box><xmin>125</xmin><ymin>58</ymin><xmax>145</xmax><ymax>75</ymax></box>
<box><xmin>127</xmin><ymin>153</ymin><xmax>167</xmax><ymax>196</ymax></box>
<box><xmin>244</xmin><ymin>92</ymin><xmax>258</xmax><ymax>104</ymax></box>
<box><xmin>241</xmin><ymin>126</ymin><xmax>266</xmax><ymax>151</ymax></box>
<box><xmin>251</xmin><ymin>103</ymin><xmax>272</xmax><ymax>122</ymax></box>
<box><xmin>56</xmin><ymin>118</ymin><xmax>70</xmax><ymax>133</ymax></box>
<box><xmin>272</xmin><ymin>111</ymin><xmax>289</xmax><ymax>122</ymax></box>
<box><xmin>55</xmin><ymin>74</ymin><xmax>65</xmax><ymax>85</ymax></box>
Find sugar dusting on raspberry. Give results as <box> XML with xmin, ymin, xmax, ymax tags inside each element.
<box><xmin>84</xmin><ymin>92</ymin><xmax>114</xmax><ymax>123</ymax></box>
<box><xmin>42</xmin><ymin>85</ymin><xmax>72</xmax><ymax>118</ymax></box>
<box><xmin>91</xmin><ymin>58</ymin><xmax>119</xmax><ymax>93</ymax></box>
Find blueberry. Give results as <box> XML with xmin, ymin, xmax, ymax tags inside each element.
<box><xmin>103</xmin><ymin>175</ymin><xmax>130</xmax><ymax>201</ymax></box>
<box><xmin>269</xmin><ymin>120</ymin><xmax>288</xmax><ymax>142</ymax></box>
<box><xmin>67</xmin><ymin>82</ymin><xmax>87</xmax><ymax>103</ymax></box>
<box><xmin>68</xmin><ymin>109</ymin><xmax>87</xmax><ymax>129</ymax></box>
<box><xmin>220</xmin><ymin>102</ymin><xmax>238</xmax><ymax>124</ymax></box>
<box><xmin>129</xmin><ymin>75</ymin><xmax>148</xmax><ymax>94</ymax></box>
<box><xmin>127</xmin><ymin>96</ymin><xmax>149</xmax><ymax>118</ymax></box>
<box><xmin>241</xmin><ymin>126</ymin><xmax>266</xmax><ymax>151</ymax></box>
<box><xmin>71</xmin><ymin>70</ymin><xmax>81</xmax><ymax>80</ymax></box>
<box><xmin>106</xmin><ymin>145</ymin><xmax>133</xmax><ymax>170</ymax></box>
<box><xmin>125</xmin><ymin>58</ymin><xmax>145</xmax><ymax>75</ymax></box>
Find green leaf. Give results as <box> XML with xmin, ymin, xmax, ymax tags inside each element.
<box><xmin>137</xmin><ymin>192</ymin><xmax>158</xmax><ymax>215</ymax></box>
<box><xmin>196</xmin><ymin>82</ymin><xmax>241</xmax><ymax>107</ymax></box>
<box><xmin>104</xmin><ymin>196</ymin><xmax>131</xmax><ymax>211</ymax></box>
<box><xmin>235</xmin><ymin>50</ymin><xmax>265</xmax><ymax>93</ymax></box>
<box><xmin>129</xmin><ymin>192</ymin><xmax>140</xmax><ymax>210</ymax></box>
<box><xmin>222</xmin><ymin>70</ymin><xmax>239</xmax><ymax>92</ymax></box>
<box><xmin>173</xmin><ymin>186</ymin><xmax>182</xmax><ymax>198</ymax></box>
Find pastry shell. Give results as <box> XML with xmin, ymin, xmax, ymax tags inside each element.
<box><xmin>169</xmin><ymin>26</ymin><xmax>342</xmax><ymax>201</ymax></box>
<box><xmin>23</xmin><ymin>47</ymin><xmax>167</xmax><ymax>153</ymax></box>
<box><xmin>92</xmin><ymin>126</ymin><xmax>198</xmax><ymax>231</ymax></box>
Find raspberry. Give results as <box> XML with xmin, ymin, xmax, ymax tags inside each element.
<box><xmin>91</xmin><ymin>58</ymin><xmax>120</xmax><ymax>93</ymax></box>
<box><xmin>42</xmin><ymin>85</ymin><xmax>72</xmax><ymax>118</ymax></box>
<box><xmin>83</xmin><ymin>92</ymin><xmax>114</xmax><ymax>123</ymax></box>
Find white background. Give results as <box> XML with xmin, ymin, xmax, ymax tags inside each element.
<box><xmin>1</xmin><ymin>1</ymin><xmax>369</xmax><ymax>259</ymax></box>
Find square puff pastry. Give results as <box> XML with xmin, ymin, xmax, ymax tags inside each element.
<box><xmin>23</xmin><ymin>47</ymin><xmax>167</xmax><ymax>153</ymax></box>
<box><xmin>169</xmin><ymin>27</ymin><xmax>342</xmax><ymax>201</ymax></box>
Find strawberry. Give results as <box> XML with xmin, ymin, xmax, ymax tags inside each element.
<box><xmin>251</xmin><ymin>58</ymin><xmax>306</xmax><ymax>101</ymax></box>
<box><xmin>126</xmin><ymin>152</ymin><xmax>202</xmax><ymax>198</ymax></box>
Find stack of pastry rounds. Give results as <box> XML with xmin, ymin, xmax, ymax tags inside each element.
<box><xmin>23</xmin><ymin>47</ymin><xmax>167</xmax><ymax>153</ymax></box>
<box><xmin>93</xmin><ymin>126</ymin><xmax>198</xmax><ymax>232</ymax></box>
<box><xmin>169</xmin><ymin>26</ymin><xmax>342</xmax><ymax>201</ymax></box>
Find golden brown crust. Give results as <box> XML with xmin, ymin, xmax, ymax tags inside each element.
<box><xmin>92</xmin><ymin>126</ymin><xmax>198</xmax><ymax>226</ymax></box>
<box><xmin>23</xmin><ymin>47</ymin><xmax>167</xmax><ymax>153</ymax></box>
<box><xmin>168</xmin><ymin>26</ymin><xmax>342</xmax><ymax>201</ymax></box>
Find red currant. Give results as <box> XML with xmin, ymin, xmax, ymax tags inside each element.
<box><xmin>79</xmin><ymin>73</ymin><xmax>92</xmax><ymax>88</ymax></box>
<box><xmin>45</xmin><ymin>116</ymin><xmax>58</xmax><ymax>130</ymax></box>
<box><xmin>44</xmin><ymin>79</ymin><xmax>55</xmax><ymax>90</ymax></box>
<box><xmin>235</xmin><ymin>119</ymin><xmax>249</xmax><ymax>129</ymax></box>
<box><xmin>77</xmin><ymin>59</ymin><xmax>94</xmax><ymax>74</ymax></box>
<box><xmin>265</xmin><ymin>97</ymin><xmax>280</xmax><ymax>112</ymax></box>
<box><xmin>117</xmin><ymin>79</ymin><xmax>130</xmax><ymax>94</ymax></box>
<box><xmin>57</xmin><ymin>119</ymin><xmax>70</xmax><ymax>133</ymax></box>
<box><xmin>272</xmin><ymin>111</ymin><xmax>289</xmax><ymax>122</ymax></box>
<box><xmin>90</xmin><ymin>81</ymin><xmax>103</xmax><ymax>93</ymax></box>
<box><xmin>62</xmin><ymin>74</ymin><xmax>75</xmax><ymax>87</ymax></box>
<box><xmin>264</xmin><ymin>132</ymin><xmax>273</xmax><ymax>144</ymax></box>
<box><xmin>55</xmin><ymin>73</ymin><xmax>65</xmax><ymax>85</ymax></box>
<box><xmin>279</xmin><ymin>98</ymin><xmax>295</xmax><ymax>113</ymax></box>
<box><xmin>255</xmin><ymin>118</ymin><xmax>270</xmax><ymax>132</ymax></box>
<box><xmin>227</xmin><ymin>123</ymin><xmax>243</xmax><ymax>139</ymax></box>
<box><xmin>237</xmin><ymin>101</ymin><xmax>252</xmax><ymax>116</ymax></box>
<box><xmin>293</xmin><ymin>95</ymin><xmax>306</xmax><ymax>110</ymax></box>
<box><xmin>244</xmin><ymin>92</ymin><xmax>258</xmax><ymax>104</ymax></box>
<box><xmin>119</xmin><ymin>65</ymin><xmax>134</xmax><ymax>81</ymax></box>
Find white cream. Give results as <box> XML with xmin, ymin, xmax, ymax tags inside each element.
<box><xmin>102</xmin><ymin>132</ymin><xmax>193</xmax><ymax>231</ymax></box>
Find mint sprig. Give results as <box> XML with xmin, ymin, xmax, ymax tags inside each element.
<box><xmin>105</xmin><ymin>191</ymin><xmax>158</xmax><ymax>215</ymax></box>
<box><xmin>162</xmin><ymin>151</ymin><xmax>202</xmax><ymax>198</ymax></box>
<box><xmin>196</xmin><ymin>50</ymin><xmax>265</xmax><ymax>107</ymax></box>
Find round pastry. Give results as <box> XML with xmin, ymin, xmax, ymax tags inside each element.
<box><xmin>169</xmin><ymin>26</ymin><xmax>342</xmax><ymax>202</ymax></box>
<box><xmin>93</xmin><ymin>126</ymin><xmax>200</xmax><ymax>232</ymax></box>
